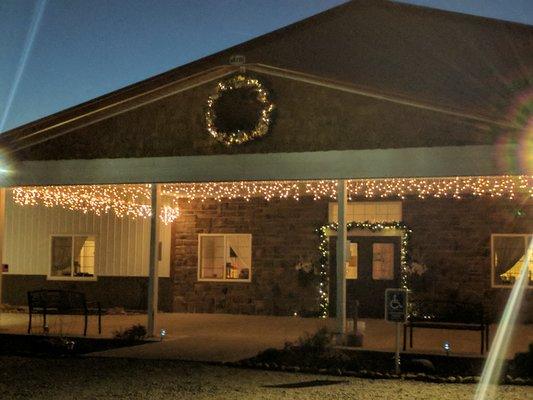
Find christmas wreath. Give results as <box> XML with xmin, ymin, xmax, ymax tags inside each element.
<box><xmin>205</xmin><ymin>75</ymin><xmax>274</xmax><ymax>146</ymax></box>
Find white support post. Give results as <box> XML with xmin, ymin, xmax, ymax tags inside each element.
<box><xmin>0</xmin><ymin>189</ymin><xmax>4</xmax><ymax>304</ymax></box>
<box><xmin>336</xmin><ymin>179</ymin><xmax>347</xmax><ymax>335</ymax></box>
<box><xmin>147</xmin><ymin>183</ymin><xmax>160</xmax><ymax>337</ymax></box>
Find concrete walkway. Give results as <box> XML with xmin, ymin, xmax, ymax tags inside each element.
<box><xmin>1</xmin><ymin>312</ymin><xmax>531</xmax><ymax>362</ymax></box>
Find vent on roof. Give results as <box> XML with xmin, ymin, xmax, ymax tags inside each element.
<box><xmin>229</xmin><ymin>55</ymin><xmax>246</xmax><ymax>66</ymax></box>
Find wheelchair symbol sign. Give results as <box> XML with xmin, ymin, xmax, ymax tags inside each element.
<box><xmin>385</xmin><ymin>289</ymin><xmax>408</xmax><ymax>322</ymax></box>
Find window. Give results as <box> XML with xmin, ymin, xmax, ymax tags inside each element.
<box><xmin>372</xmin><ymin>243</ymin><xmax>395</xmax><ymax>280</ymax></box>
<box><xmin>50</xmin><ymin>235</ymin><xmax>96</xmax><ymax>280</ymax></box>
<box><xmin>492</xmin><ymin>234</ymin><xmax>532</xmax><ymax>288</ymax></box>
<box><xmin>345</xmin><ymin>242</ymin><xmax>358</xmax><ymax>279</ymax></box>
<box><xmin>329</xmin><ymin>201</ymin><xmax>402</xmax><ymax>224</ymax></box>
<box><xmin>198</xmin><ymin>234</ymin><xmax>252</xmax><ymax>282</ymax></box>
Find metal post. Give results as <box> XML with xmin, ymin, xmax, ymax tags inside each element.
<box><xmin>0</xmin><ymin>188</ymin><xmax>5</xmax><ymax>305</ymax></box>
<box><xmin>395</xmin><ymin>322</ymin><xmax>401</xmax><ymax>374</ymax></box>
<box><xmin>336</xmin><ymin>179</ymin><xmax>347</xmax><ymax>335</ymax></box>
<box><xmin>147</xmin><ymin>183</ymin><xmax>160</xmax><ymax>337</ymax></box>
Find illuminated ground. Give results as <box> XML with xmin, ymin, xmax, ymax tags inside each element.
<box><xmin>1</xmin><ymin>312</ymin><xmax>531</xmax><ymax>361</ymax></box>
<box><xmin>0</xmin><ymin>357</ymin><xmax>530</xmax><ymax>400</ymax></box>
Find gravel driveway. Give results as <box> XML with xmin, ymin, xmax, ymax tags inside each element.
<box><xmin>0</xmin><ymin>357</ymin><xmax>530</xmax><ymax>400</ymax></box>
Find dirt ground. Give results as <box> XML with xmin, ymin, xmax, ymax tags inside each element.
<box><xmin>0</xmin><ymin>357</ymin><xmax>530</xmax><ymax>400</ymax></box>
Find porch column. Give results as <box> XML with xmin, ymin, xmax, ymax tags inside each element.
<box><xmin>336</xmin><ymin>179</ymin><xmax>347</xmax><ymax>335</ymax></box>
<box><xmin>147</xmin><ymin>183</ymin><xmax>160</xmax><ymax>337</ymax></box>
<box><xmin>0</xmin><ymin>189</ymin><xmax>4</xmax><ymax>304</ymax></box>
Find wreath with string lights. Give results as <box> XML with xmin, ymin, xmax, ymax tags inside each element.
<box><xmin>205</xmin><ymin>75</ymin><xmax>275</xmax><ymax>146</ymax></box>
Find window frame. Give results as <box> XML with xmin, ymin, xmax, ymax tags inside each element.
<box><xmin>345</xmin><ymin>242</ymin><xmax>358</xmax><ymax>280</ymax></box>
<box><xmin>491</xmin><ymin>233</ymin><xmax>532</xmax><ymax>289</ymax></box>
<box><xmin>197</xmin><ymin>233</ymin><xmax>252</xmax><ymax>283</ymax></box>
<box><xmin>48</xmin><ymin>234</ymin><xmax>98</xmax><ymax>281</ymax></box>
<box><xmin>371</xmin><ymin>242</ymin><xmax>395</xmax><ymax>281</ymax></box>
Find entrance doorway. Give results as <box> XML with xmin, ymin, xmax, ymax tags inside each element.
<box><xmin>329</xmin><ymin>235</ymin><xmax>401</xmax><ymax>318</ymax></box>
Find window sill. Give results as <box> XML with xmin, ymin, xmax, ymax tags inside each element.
<box><xmin>198</xmin><ymin>278</ymin><xmax>251</xmax><ymax>283</ymax></box>
<box><xmin>492</xmin><ymin>284</ymin><xmax>533</xmax><ymax>289</ymax></box>
<box><xmin>47</xmin><ymin>276</ymin><xmax>98</xmax><ymax>282</ymax></box>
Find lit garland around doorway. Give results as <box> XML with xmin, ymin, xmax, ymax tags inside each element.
<box><xmin>315</xmin><ymin>221</ymin><xmax>412</xmax><ymax>318</ymax></box>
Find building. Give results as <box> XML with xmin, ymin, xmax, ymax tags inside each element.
<box><xmin>0</xmin><ymin>0</ymin><xmax>531</xmax><ymax>332</ymax></box>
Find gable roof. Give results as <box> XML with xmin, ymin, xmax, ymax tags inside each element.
<box><xmin>1</xmin><ymin>0</ymin><xmax>531</xmax><ymax>161</ymax></box>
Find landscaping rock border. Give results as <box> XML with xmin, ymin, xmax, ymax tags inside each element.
<box><xmin>219</xmin><ymin>359</ymin><xmax>532</xmax><ymax>386</ymax></box>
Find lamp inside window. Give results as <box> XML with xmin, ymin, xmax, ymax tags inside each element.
<box><xmin>199</xmin><ymin>234</ymin><xmax>251</xmax><ymax>282</ymax></box>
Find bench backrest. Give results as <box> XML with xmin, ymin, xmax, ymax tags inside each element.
<box><xmin>409</xmin><ymin>300</ymin><xmax>485</xmax><ymax>324</ymax></box>
<box><xmin>28</xmin><ymin>290</ymin><xmax>87</xmax><ymax>312</ymax></box>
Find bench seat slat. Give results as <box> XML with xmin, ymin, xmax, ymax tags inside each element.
<box><xmin>406</xmin><ymin>321</ymin><xmax>485</xmax><ymax>330</ymax></box>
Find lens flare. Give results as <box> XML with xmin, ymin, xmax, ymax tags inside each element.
<box><xmin>0</xmin><ymin>0</ymin><xmax>48</xmax><ymax>132</ymax></box>
<box><xmin>0</xmin><ymin>149</ymin><xmax>14</xmax><ymax>180</ymax></box>
<box><xmin>497</xmin><ymin>86</ymin><xmax>533</xmax><ymax>175</ymax></box>
<box><xmin>517</xmin><ymin>118</ymin><xmax>532</xmax><ymax>175</ymax></box>
<box><xmin>474</xmin><ymin>240</ymin><xmax>532</xmax><ymax>400</ymax></box>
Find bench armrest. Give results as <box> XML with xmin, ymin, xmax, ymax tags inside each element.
<box><xmin>86</xmin><ymin>301</ymin><xmax>102</xmax><ymax>312</ymax></box>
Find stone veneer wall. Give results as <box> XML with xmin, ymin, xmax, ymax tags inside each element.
<box><xmin>170</xmin><ymin>196</ymin><xmax>532</xmax><ymax>321</ymax></box>
<box><xmin>171</xmin><ymin>197</ymin><xmax>328</xmax><ymax>316</ymax></box>
<box><xmin>402</xmin><ymin>196</ymin><xmax>532</xmax><ymax>322</ymax></box>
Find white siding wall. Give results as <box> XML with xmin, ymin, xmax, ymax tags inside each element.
<box><xmin>2</xmin><ymin>191</ymin><xmax>170</xmax><ymax>278</ymax></box>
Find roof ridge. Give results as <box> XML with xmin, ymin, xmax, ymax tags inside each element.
<box><xmin>2</xmin><ymin>0</ymin><xmax>530</xmax><ymax>138</ymax></box>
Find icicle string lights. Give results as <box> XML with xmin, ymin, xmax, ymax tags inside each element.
<box><xmin>12</xmin><ymin>185</ymin><xmax>180</xmax><ymax>225</ymax></box>
<box><xmin>162</xmin><ymin>180</ymin><xmax>302</xmax><ymax>202</ymax></box>
<box><xmin>162</xmin><ymin>175</ymin><xmax>531</xmax><ymax>202</ymax></box>
<box><xmin>12</xmin><ymin>175</ymin><xmax>531</xmax><ymax>223</ymax></box>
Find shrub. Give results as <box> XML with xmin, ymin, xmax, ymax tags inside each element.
<box><xmin>251</xmin><ymin>328</ymin><xmax>353</xmax><ymax>370</ymax></box>
<box><xmin>510</xmin><ymin>342</ymin><xmax>533</xmax><ymax>378</ymax></box>
<box><xmin>113</xmin><ymin>324</ymin><xmax>147</xmax><ymax>341</ymax></box>
<box><xmin>293</xmin><ymin>327</ymin><xmax>332</xmax><ymax>354</ymax></box>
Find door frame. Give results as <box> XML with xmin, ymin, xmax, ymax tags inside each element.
<box><xmin>317</xmin><ymin>221</ymin><xmax>411</xmax><ymax>318</ymax></box>
<box><xmin>344</xmin><ymin>235</ymin><xmax>402</xmax><ymax>318</ymax></box>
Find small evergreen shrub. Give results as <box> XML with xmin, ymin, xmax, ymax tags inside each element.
<box><xmin>113</xmin><ymin>324</ymin><xmax>147</xmax><ymax>341</ymax></box>
<box><xmin>251</xmin><ymin>328</ymin><xmax>353</xmax><ymax>370</ymax></box>
<box><xmin>510</xmin><ymin>342</ymin><xmax>533</xmax><ymax>378</ymax></box>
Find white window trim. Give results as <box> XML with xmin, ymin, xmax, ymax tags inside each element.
<box><xmin>47</xmin><ymin>234</ymin><xmax>98</xmax><ymax>281</ymax></box>
<box><xmin>491</xmin><ymin>233</ymin><xmax>532</xmax><ymax>289</ymax></box>
<box><xmin>197</xmin><ymin>233</ymin><xmax>252</xmax><ymax>283</ymax></box>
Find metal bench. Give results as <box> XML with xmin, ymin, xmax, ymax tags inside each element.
<box><xmin>403</xmin><ymin>300</ymin><xmax>489</xmax><ymax>354</ymax></box>
<box><xmin>27</xmin><ymin>289</ymin><xmax>102</xmax><ymax>336</ymax></box>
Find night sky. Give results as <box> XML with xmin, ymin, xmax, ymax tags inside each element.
<box><xmin>1</xmin><ymin>0</ymin><xmax>532</xmax><ymax>132</ymax></box>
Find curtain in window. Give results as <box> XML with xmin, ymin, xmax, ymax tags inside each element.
<box><xmin>494</xmin><ymin>236</ymin><xmax>525</xmax><ymax>282</ymax></box>
<box><xmin>51</xmin><ymin>237</ymin><xmax>72</xmax><ymax>276</ymax></box>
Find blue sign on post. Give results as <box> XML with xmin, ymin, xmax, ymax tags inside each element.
<box><xmin>385</xmin><ymin>288</ymin><xmax>408</xmax><ymax>375</ymax></box>
<box><xmin>385</xmin><ymin>288</ymin><xmax>408</xmax><ymax>323</ymax></box>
